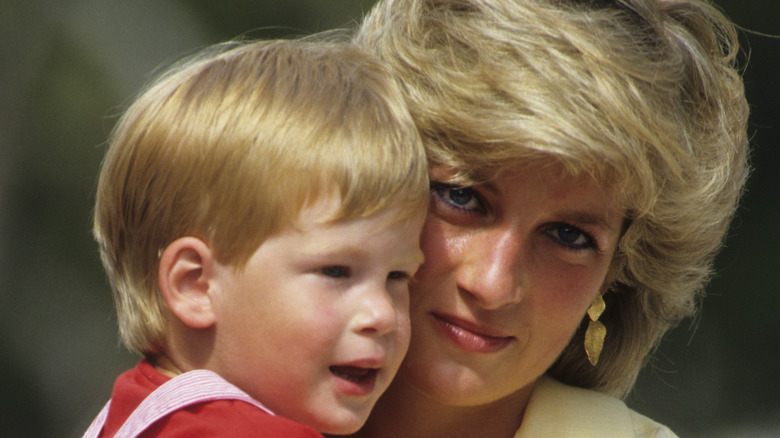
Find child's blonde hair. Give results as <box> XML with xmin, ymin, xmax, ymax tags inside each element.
<box><xmin>94</xmin><ymin>38</ymin><xmax>428</xmax><ymax>356</ymax></box>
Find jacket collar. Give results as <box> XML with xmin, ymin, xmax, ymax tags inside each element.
<box><xmin>515</xmin><ymin>376</ymin><xmax>635</xmax><ymax>437</ymax></box>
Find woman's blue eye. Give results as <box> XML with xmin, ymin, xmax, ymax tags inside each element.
<box><xmin>548</xmin><ymin>224</ymin><xmax>595</xmax><ymax>250</ymax></box>
<box><xmin>433</xmin><ymin>184</ymin><xmax>481</xmax><ymax>211</ymax></box>
<box><xmin>321</xmin><ymin>266</ymin><xmax>348</xmax><ymax>278</ymax></box>
<box><xmin>448</xmin><ymin>188</ymin><xmax>474</xmax><ymax>206</ymax></box>
<box><xmin>558</xmin><ymin>226</ymin><xmax>583</xmax><ymax>244</ymax></box>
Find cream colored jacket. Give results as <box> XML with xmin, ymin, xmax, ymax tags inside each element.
<box><xmin>515</xmin><ymin>377</ymin><xmax>678</xmax><ymax>437</ymax></box>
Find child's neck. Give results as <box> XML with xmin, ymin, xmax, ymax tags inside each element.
<box><xmin>151</xmin><ymin>354</ymin><xmax>184</xmax><ymax>378</ymax></box>
<box><xmin>352</xmin><ymin>377</ymin><xmax>532</xmax><ymax>438</ymax></box>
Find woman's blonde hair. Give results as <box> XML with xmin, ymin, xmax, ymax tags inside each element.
<box><xmin>355</xmin><ymin>0</ymin><xmax>749</xmax><ymax>397</ymax></box>
<box><xmin>94</xmin><ymin>38</ymin><xmax>428</xmax><ymax>356</ymax></box>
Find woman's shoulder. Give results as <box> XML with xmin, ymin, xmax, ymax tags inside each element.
<box><xmin>515</xmin><ymin>376</ymin><xmax>677</xmax><ymax>438</ymax></box>
<box><xmin>627</xmin><ymin>408</ymin><xmax>677</xmax><ymax>438</ymax></box>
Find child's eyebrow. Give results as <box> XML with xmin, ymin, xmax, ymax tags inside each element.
<box><xmin>298</xmin><ymin>244</ymin><xmax>364</xmax><ymax>259</ymax></box>
<box><xmin>302</xmin><ymin>245</ymin><xmax>424</xmax><ymax>267</ymax></box>
<box><xmin>294</xmin><ymin>246</ymin><xmax>373</xmax><ymax>267</ymax></box>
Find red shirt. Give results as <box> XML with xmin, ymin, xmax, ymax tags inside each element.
<box><xmin>99</xmin><ymin>360</ymin><xmax>322</xmax><ymax>437</ymax></box>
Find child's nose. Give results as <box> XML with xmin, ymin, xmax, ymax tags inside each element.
<box><xmin>353</xmin><ymin>283</ymin><xmax>398</xmax><ymax>336</ymax></box>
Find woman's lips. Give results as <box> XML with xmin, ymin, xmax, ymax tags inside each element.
<box><xmin>430</xmin><ymin>313</ymin><xmax>514</xmax><ymax>353</ymax></box>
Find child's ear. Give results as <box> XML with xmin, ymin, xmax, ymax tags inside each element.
<box><xmin>158</xmin><ymin>237</ymin><xmax>218</xmax><ymax>329</ymax></box>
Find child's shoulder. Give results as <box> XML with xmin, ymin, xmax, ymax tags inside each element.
<box><xmin>100</xmin><ymin>360</ymin><xmax>322</xmax><ymax>437</ymax></box>
<box><xmin>142</xmin><ymin>398</ymin><xmax>323</xmax><ymax>437</ymax></box>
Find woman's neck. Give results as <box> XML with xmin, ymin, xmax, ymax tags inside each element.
<box><xmin>353</xmin><ymin>377</ymin><xmax>534</xmax><ymax>438</ymax></box>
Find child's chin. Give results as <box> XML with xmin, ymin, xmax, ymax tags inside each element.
<box><xmin>314</xmin><ymin>410</ymin><xmax>370</xmax><ymax>436</ymax></box>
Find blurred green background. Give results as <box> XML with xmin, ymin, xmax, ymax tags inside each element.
<box><xmin>0</xmin><ymin>1</ymin><xmax>777</xmax><ymax>437</ymax></box>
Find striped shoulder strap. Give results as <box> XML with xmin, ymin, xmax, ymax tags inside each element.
<box><xmin>82</xmin><ymin>369</ymin><xmax>273</xmax><ymax>438</ymax></box>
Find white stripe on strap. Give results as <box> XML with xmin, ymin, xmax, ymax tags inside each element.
<box><xmin>82</xmin><ymin>369</ymin><xmax>273</xmax><ymax>438</ymax></box>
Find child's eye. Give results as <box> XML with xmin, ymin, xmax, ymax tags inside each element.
<box><xmin>321</xmin><ymin>266</ymin><xmax>350</xmax><ymax>278</ymax></box>
<box><xmin>387</xmin><ymin>271</ymin><xmax>410</xmax><ymax>281</ymax></box>
<box><xmin>546</xmin><ymin>224</ymin><xmax>598</xmax><ymax>251</ymax></box>
<box><xmin>432</xmin><ymin>183</ymin><xmax>483</xmax><ymax>212</ymax></box>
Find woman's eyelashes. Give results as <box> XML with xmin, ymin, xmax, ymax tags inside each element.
<box><xmin>432</xmin><ymin>181</ymin><xmax>605</xmax><ymax>253</ymax></box>
<box><xmin>431</xmin><ymin>183</ymin><xmax>484</xmax><ymax>214</ymax></box>
<box><xmin>545</xmin><ymin>223</ymin><xmax>599</xmax><ymax>252</ymax></box>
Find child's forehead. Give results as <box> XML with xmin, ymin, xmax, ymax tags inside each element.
<box><xmin>272</xmin><ymin>199</ymin><xmax>426</xmax><ymax>262</ymax></box>
<box><xmin>293</xmin><ymin>203</ymin><xmax>422</xmax><ymax>233</ymax></box>
<box><xmin>290</xmin><ymin>188</ymin><xmax>422</xmax><ymax>224</ymax></box>
<box><xmin>293</xmin><ymin>192</ymin><xmax>345</xmax><ymax>223</ymax></box>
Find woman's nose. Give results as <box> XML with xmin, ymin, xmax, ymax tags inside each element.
<box><xmin>456</xmin><ymin>228</ymin><xmax>524</xmax><ymax>309</ymax></box>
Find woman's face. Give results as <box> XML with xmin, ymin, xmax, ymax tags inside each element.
<box><xmin>398</xmin><ymin>165</ymin><xmax>624</xmax><ymax>407</ymax></box>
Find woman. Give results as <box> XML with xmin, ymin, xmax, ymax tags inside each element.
<box><xmin>351</xmin><ymin>0</ymin><xmax>749</xmax><ymax>436</ymax></box>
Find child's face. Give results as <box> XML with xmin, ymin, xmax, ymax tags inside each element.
<box><xmin>207</xmin><ymin>195</ymin><xmax>425</xmax><ymax>434</ymax></box>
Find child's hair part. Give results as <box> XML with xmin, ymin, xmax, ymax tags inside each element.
<box><xmin>94</xmin><ymin>37</ymin><xmax>429</xmax><ymax>356</ymax></box>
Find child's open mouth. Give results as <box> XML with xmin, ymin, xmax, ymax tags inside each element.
<box><xmin>329</xmin><ymin>366</ymin><xmax>378</xmax><ymax>383</ymax></box>
<box><xmin>329</xmin><ymin>366</ymin><xmax>380</xmax><ymax>396</ymax></box>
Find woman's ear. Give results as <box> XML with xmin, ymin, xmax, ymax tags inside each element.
<box><xmin>158</xmin><ymin>237</ymin><xmax>218</xmax><ymax>329</ymax></box>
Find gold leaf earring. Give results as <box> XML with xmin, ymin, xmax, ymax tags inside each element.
<box><xmin>584</xmin><ymin>294</ymin><xmax>606</xmax><ymax>366</ymax></box>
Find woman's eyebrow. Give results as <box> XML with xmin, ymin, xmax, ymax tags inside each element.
<box><xmin>556</xmin><ymin>210</ymin><xmax>621</xmax><ymax>233</ymax></box>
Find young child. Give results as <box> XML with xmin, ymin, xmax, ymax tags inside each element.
<box><xmin>83</xmin><ymin>38</ymin><xmax>429</xmax><ymax>437</ymax></box>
